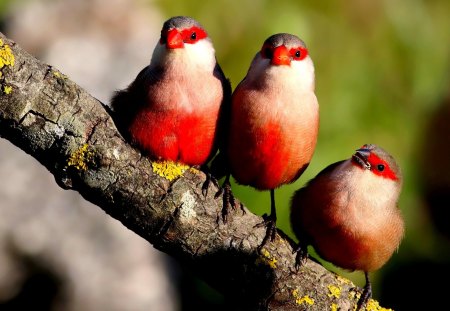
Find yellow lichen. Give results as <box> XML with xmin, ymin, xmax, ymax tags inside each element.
<box><xmin>330</xmin><ymin>303</ymin><xmax>338</xmax><ymax>311</ymax></box>
<box><xmin>67</xmin><ymin>144</ymin><xmax>95</xmax><ymax>171</ymax></box>
<box><xmin>53</xmin><ymin>70</ymin><xmax>67</xmax><ymax>80</ymax></box>
<box><xmin>3</xmin><ymin>85</ymin><xmax>12</xmax><ymax>94</ymax></box>
<box><xmin>327</xmin><ymin>284</ymin><xmax>342</xmax><ymax>299</ymax></box>
<box><xmin>296</xmin><ymin>295</ymin><xmax>315</xmax><ymax>306</ymax></box>
<box><xmin>255</xmin><ymin>248</ymin><xmax>278</xmax><ymax>269</ymax></box>
<box><xmin>349</xmin><ymin>292</ymin><xmax>392</xmax><ymax>311</ymax></box>
<box><xmin>365</xmin><ymin>299</ymin><xmax>393</xmax><ymax>311</ymax></box>
<box><xmin>336</xmin><ymin>275</ymin><xmax>352</xmax><ymax>285</ymax></box>
<box><xmin>292</xmin><ymin>288</ymin><xmax>315</xmax><ymax>306</ymax></box>
<box><xmin>152</xmin><ymin>160</ymin><xmax>190</xmax><ymax>181</ymax></box>
<box><xmin>189</xmin><ymin>167</ymin><xmax>200</xmax><ymax>174</ymax></box>
<box><xmin>350</xmin><ymin>291</ymin><xmax>360</xmax><ymax>311</ymax></box>
<box><xmin>0</xmin><ymin>39</ymin><xmax>15</xmax><ymax>69</ymax></box>
<box><xmin>349</xmin><ymin>290</ymin><xmax>359</xmax><ymax>301</ymax></box>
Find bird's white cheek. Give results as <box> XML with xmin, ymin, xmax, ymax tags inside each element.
<box><xmin>149</xmin><ymin>40</ymin><xmax>216</xmax><ymax>71</ymax></box>
<box><xmin>184</xmin><ymin>40</ymin><xmax>217</xmax><ymax>70</ymax></box>
<box><xmin>248</xmin><ymin>56</ymin><xmax>316</xmax><ymax>92</ymax></box>
<box><xmin>348</xmin><ymin>168</ymin><xmax>399</xmax><ymax>210</ymax></box>
<box><xmin>290</xmin><ymin>57</ymin><xmax>315</xmax><ymax>91</ymax></box>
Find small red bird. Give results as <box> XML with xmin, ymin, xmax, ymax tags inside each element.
<box><xmin>111</xmin><ymin>16</ymin><xmax>230</xmax><ymax>166</ymax></box>
<box><xmin>290</xmin><ymin>144</ymin><xmax>404</xmax><ymax>309</ymax></box>
<box><xmin>225</xmin><ymin>33</ymin><xmax>319</xmax><ymax>245</ymax></box>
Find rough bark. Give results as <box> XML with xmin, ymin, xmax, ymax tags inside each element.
<box><xmin>0</xmin><ymin>32</ymin><xmax>386</xmax><ymax>311</ymax></box>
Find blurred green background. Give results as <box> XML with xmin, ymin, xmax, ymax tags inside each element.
<box><xmin>1</xmin><ymin>0</ymin><xmax>450</xmax><ymax>310</ymax></box>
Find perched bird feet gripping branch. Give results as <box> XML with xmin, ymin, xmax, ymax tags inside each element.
<box><xmin>357</xmin><ymin>272</ymin><xmax>373</xmax><ymax>311</ymax></box>
<box><xmin>292</xmin><ymin>241</ymin><xmax>309</xmax><ymax>270</ymax></box>
<box><xmin>214</xmin><ymin>174</ymin><xmax>244</xmax><ymax>223</ymax></box>
<box><xmin>255</xmin><ymin>190</ymin><xmax>278</xmax><ymax>251</ymax></box>
<box><xmin>200</xmin><ymin>166</ymin><xmax>220</xmax><ymax>197</ymax></box>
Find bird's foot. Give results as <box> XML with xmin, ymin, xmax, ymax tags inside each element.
<box><xmin>201</xmin><ymin>171</ymin><xmax>220</xmax><ymax>197</ymax></box>
<box><xmin>255</xmin><ymin>213</ymin><xmax>277</xmax><ymax>252</ymax></box>
<box><xmin>356</xmin><ymin>273</ymin><xmax>372</xmax><ymax>311</ymax></box>
<box><xmin>292</xmin><ymin>243</ymin><xmax>308</xmax><ymax>270</ymax></box>
<box><xmin>215</xmin><ymin>177</ymin><xmax>244</xmax><ymax>223</ymax></box>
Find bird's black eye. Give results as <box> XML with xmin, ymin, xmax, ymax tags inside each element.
<box><xmin>377</xmin><ymin>164</ymin><xmax>385</xmax><ymax>172</ymax></box>
<box><xmin>295</xmin><ymin>50</ymin><xmax>301</xmax><ymax>58</ymax></box>
<box><xmin>191</xmin><ymin>32</ymin><xmax>196</xmax><ymax>40</ymax></box>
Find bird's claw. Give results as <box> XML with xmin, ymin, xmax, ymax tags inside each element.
<box><xmin>292</xmin><ymin>243</ymin><xmax>308</xmax><ymax>270</ymax></box>
<box><xmin>356</xmin><ymin>274</ymin><xmax>372</xmax><ymax>311</ymax></box>
<box><xmin>256</xmin><ymin>214</ymin><xmax>277</xmax><ymax>251</ymax></box>
<box><xmin>202</xmin><ymin>171</ymin><xmax>219</xmax><ymax>197</ymax></box>
<box><xmin>215</xmin><ymin>177</ymin><xmax>244</xmax><ymax>223</ymax></box>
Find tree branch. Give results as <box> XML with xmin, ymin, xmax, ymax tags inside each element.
<box><xmin>0</xmin><ymin>32</ymin><xmax>383</xmax><ymax>310</ymax></box>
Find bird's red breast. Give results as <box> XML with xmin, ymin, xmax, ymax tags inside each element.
<box><xmin>127</xmin><ymin>62</ymin><xmax>224</xmax><ymax>165</ymax></box>
<box><xmin>129</xmin><ymin>105</ymin><xmax>219</xmax><ymax>165</ymax></box>
<box><xmin>228</xmin><ymin>83</ymin><xmax>319</xmax><ymax>190</ymax></box>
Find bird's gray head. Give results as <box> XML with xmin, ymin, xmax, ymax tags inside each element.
<box><xmin>263</xmin><ymin>33</ymin><xmax>307</xmax><ymax>50</ymax></box>
<box><xmin>162</xmin><ymin>16</ymin><xmax>204</xmax><ymax>32</ymax></box>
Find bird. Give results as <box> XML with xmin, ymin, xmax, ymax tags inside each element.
<box><xmin>224</xmin><ymin>33</ymin><xmax>319</xmax><ymax>246</ymax></box>
<box><xmin>110</xmin><ymin>16</ymin><xmax>230</xmax><ymax>168</ymax></box>
<box><xmin>290</xmin><ymin>144</ymin><xmax>404</xmax><ymax>310</ymax></box>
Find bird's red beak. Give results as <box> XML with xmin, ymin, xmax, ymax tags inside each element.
<box><xmin>271</xmin><ymin>45</ymin><xmax>291</xmax><ymax>66</ymax></box>
<box><xmin>166</xmin><ymin>29</ymin><xmax>184</xmax><ymax>49</ymax></box>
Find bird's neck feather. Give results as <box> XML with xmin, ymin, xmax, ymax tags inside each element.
<box><xmin>246</xmin><ymin>55</ymin><xmax>315</xmax><ymax>92</ymax></box>
<box><xmin>334</xmin><ymin>160</ymin><xmax>400</xmax><ymax>213</ymax></box>
<box><xmin>149</xmin><ymin>39</ymin><xmax>216</xmax><ymax>74</ymax></box>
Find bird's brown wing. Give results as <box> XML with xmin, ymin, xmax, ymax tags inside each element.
<box><xmin>109</xmin><ymin>66</ymin><xmax>151</xmax><ymax>140</ymax></box>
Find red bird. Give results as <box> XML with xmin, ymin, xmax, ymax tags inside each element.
<box><xmin>226</xmin><ymin>33</ymin><xmax>319</xmax><ymax>246</ymax></box>
<box><xmin>290</xmin><ymin>144</ymin><xmax>404</xmax><ymax>309</ymax></box>
<box><xmin>111</xmin><ymin>16</ymin><xmax>230</xmax><ymax>166</ymax></box>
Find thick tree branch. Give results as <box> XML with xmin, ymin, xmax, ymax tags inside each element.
<box><xmin>0</xmin><ymin>32</ymin><xmax>384</xmax><ymax>311</ymax></box>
